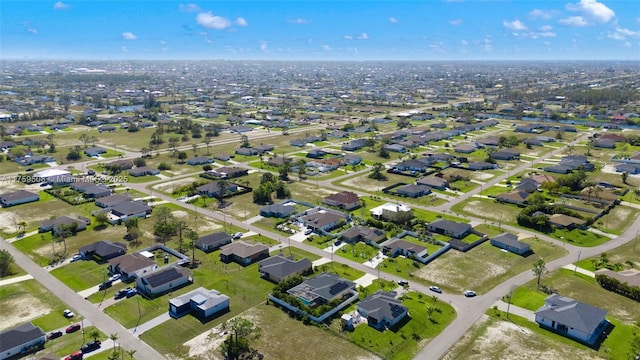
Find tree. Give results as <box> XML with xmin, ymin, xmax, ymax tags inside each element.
<box><xmin>368</xmin><ymin>162</ymin><xmax>387</xmax><ymax>180</ymax></box>
<box><xmin>621</xmin><ymin>171</ymin><xmax>628</xmax><ymax>185</ymax></box>
<box><xmin>296</xmin><ymin>159</ymin><xmax>306</xmax><ymax>180</ymax></box>
<box><xmin>192</xmin><ymin>143</ymin><xmax>198</xmax><ymax>155</ymax></box>
<box><xmin>175</xmin><ymin>220</ymin><xmax>187</xmax><ymax>254</ymax></box>
<box><xmin>240</xmin><ymin>134</ymin><xmax>250</xmax><ymax>148</ymax></box>
<box><xmin>168</xmin><ymin>136</ymin><xmax>179</xmax><ymax>155</ymax></box>
<box><xmin>634</xmin><ymin>188</ymin><xmax>640</xmax><ymax>200</ymax></box>
<box><xmin>0</xmin><ymin>249</ymin><xmax>15</xmax><ymax>277</ymax></box>
<box><xmin>153</xmin><ymin>207</ymin><xmax>176</xmax><ymax>244</ymax></box>
<box><xmin>89</xmin><ymin>329</ymin><xmax>100</xmax><ymax>342</ymax></box>
<box><xmin>109</xmin><ymin>333</ymin><xmax>118</xmax><ymax>354</ymax></box>
<box><xmin>95</xmin><ymin>212</ymin><xmax>109</xmax><ymax>228</ymax></box>
<box><xmin>187</xmin><ymin>229</ymin><xmax>198</xmax><ymax>266</ymax></box>
<box><xmin>426</xmin><ymin>305</ymin><xmax>436</xmax><ymax>322</ymax></box>
<box><xmin>279</xmin><ymin>162</ymin><xmax>291</xmax><ymax>181</ymax></box>
<box><xmin>177</xmin><ymin>151</ymin><xmax>188</xmax><ymax>163</ymax></box>
<box><xmin>532</xmin><ymin>258</ymin><xmax>547</xmax><ymax>292</ymax></box>
<box><xmin>79</xmin><ymin>133</ymin><xmax>89</xmax><ymax>148</ymax></box>
<box><xmin>204</xmin><ymin>135</ymin><xmax>212</xmax><ymax>154</ymax></box>
<box><xmin>221</xmin><ymin>317</ymin><xmax>261</xmax><ymax>360</ymax></box>
<box><xmin>378</xmin><ymin>145</ymin><xmax>390</xmax><ymax>159</ymax></box>
<box><xmin>133</xmin><ymin>158</ymin><xmax>146</xmax><ymax>168</ymax></box>
<box><xmin>126</xmin><ymin>349</ymin><xmax>137</xmax><ymax>360</ymax></box>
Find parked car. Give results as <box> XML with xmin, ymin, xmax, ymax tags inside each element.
<box><xmin>26</xmin><ymin>168</ymin><xmax>34</xmax><ymax>172</ymax></box>
<box><xmin>304</xmin><ymin>228</ymin><xmax>313</xmax><ymax>235</ymax></box>
<box><xmin>463</xmin><ymin>290</ymin><xmax>477</xmax><ymax>297</ymax></box>
<box><xmin>64</xmin><ymin>351</ymin><xmax>83</xmax><ymax>360</ymax></box>
<box><xmin>109</xmin><ymin>274</ymin><xmax>121</xmax><ymax>282</ymax></box>
<box><xmin>81</xmin><ymin>340</ymin><xmax>101</xmax><ymax>353</ymax></box>
<box><xmin>429</xmin><ymin>286</ymin><xmax>442</xmax><ymax>293</ymax></box>
<box><xmin>47</xmin><ymin>331</ymin><xmax>63</xmax><ymax>341</ymax></box>
<box><xmin>125</xmin><ymin>288</ymin><xmax>138</xmax><ymax>298</ymax></box>
<box><xmin>70</xmin><ymin>254</ymin><xmax>82</xmax><ymax>262</ymax></box>
<box><xmin>397</xmin><ymin>280</ymin><xmax>409</xmax><ymax>286</ymax></box>
<box><xmin>98</xmin><ymin>280</ymin><xmax>113</xmax><ymax>290</ymax></box>
<box><xmin>232</xmin><ymin>232</ymin><xmax>243</xmax><ymax>240</ymax></box>
<box><xmin>87</xmin><ymin>169</ymin><xmax>96</xmax><ymax>175</ymax></box>
<box><xmin>65</xmin><ymin>324</ymin><xmax>81</xmax><ymax>333</ymax></box>
<box><xmin>114</xmin><ymin>289</ymin><xmax>127</xmax><ymax>300</ymax></box>
<box><xmin>63</xmin><ymin>309</ymin><xmax>75</xmax><ymax>318</ymax></box>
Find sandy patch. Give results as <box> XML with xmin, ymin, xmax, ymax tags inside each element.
<box><xmin>152</xmin><ymin>177</ymin><xmax>198</xmax><ymax>193</ymax></box>
<box><xmin>184</xmin><ymin>313</ymin><xmax>260</xmax><ymax>360</ymax></box>
<box><xmin>172</xmin><ymin>210</ymin><xmax>189</xmax><ymax>218</ymax></box>
<box><xmin>470</xmin><ymin>172</ymin><xmax>495</xmax><ymax>181</ymax></box>
<box><xmin>197</xmin><ymin>220</ymin><xmax>223</xmax><ymax>233</ymax></box>
<box><xmin>0</xmin><ymin>294</ymin><xmax>50</xmax><ymax>331</ymax></box>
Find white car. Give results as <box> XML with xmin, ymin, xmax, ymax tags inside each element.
<box><xmin>70</xmin><ymin>254</ymin><xmax>82</xmax><ymax>262</ymax></box>
<box><xmin>464</xmin><ymin>290</ymin><xmax>477</xmax><ymax>297</ymax></box>
<box><xmin>63</xmin><ymin>309</ymin><xmax>75</xmax><ymax>318</ymax></box>
<box><xmin>109</xmin><ymin>274</ymin><xmax>121</xmax><ymax>282</ymax></box>
<box><xmin>429</xmin><ymin>286</ymin><xmax>442</xmax><ymax>293</ymax></box>
<box><xmin>232</xmin><ymin>232</ymin><xmax>243</xmax><ymax>240</ymax></box>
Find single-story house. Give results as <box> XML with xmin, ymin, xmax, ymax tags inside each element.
<box><xmin>0</xmin><ymin>190</ymin><xmax>39</xmax><ymax>207</ymax></box>
<box><xmin>258</xmin><ymin>255</ymin><xmax>312</xmax><ymax>283</ymax></box>
<box><xmin>593</xmin><ymin>138</ymin><xmax>616</xmax><ymax>149</ymax></box>
<box><xmin>187</xmin><ymin>156</ymin><xmax>214</xmax><ymax>166</ymax></box>
<box><xmin>0</xmin><ymin>322</ymin><xmax>45</xmax><ymax>360</ymax></box>
<box><xmin>267</xmin><ymin>155</ymin><xmax>291</xmax><ymax>167</ymax></box>
<box><xmin>108</xmin><ymin>253</ymin><xmax>157</xmax><ymax>280</ymax></box>
<box><xmin>342</xmin><ymin>154</ymin><xmax>362</xmax><ymax>165</ymax></box>
<box><xmin>106</xmin><ymin>159</ymin><xmax>133</xmax><ymax>171</ymax></box>
<box><xmin>467</xmin><ymin>161</ymin><xmax>498</xmax><ymax>171</ymax></box>
<box><xmin>382</xmin><ymin>239</ymin><xmax>428</xmax><ymax>260</ymax></box>
<box><xmin>614</xmin><ymin>163</ymin><xmax>640</xmax><ymax>175</ymax></box>
<box><xmin>95</xmin><ymin>193</ymin><xmax>131</xmax><ymax>208</ymax></box>
<box><xmin>219</xmin><ymin>241</ymin><xmax>270</xmax><ymax>266</ymax></box>
<box><xmin>235</xmin><ymin>147</ymin><xmax>258</xmax><ymax>156</ymax></box>
<box><xmin>110</xmin><ymin>200</ymin><xmax>152</xmax><ymax>219</ymax></box>
<box><xmin>341</xmin><ymin>139</ymin><xmax>367</xmax><ymax>151</ymax></box>
<box><xmin>340</xmin><ymin>226</ymin><xmax>386</xmax><ymax>245</ymax></box>
<box><xmin>254</xmin><ymin>144</ymin><xmax>274</xmax><ymax>154</ymax></box>
<box><xmin>370</xmin><ymin>203</ymin><xmax>413</xmax><ymax>223</ymax></box>
<box><xmin>491</xmin><ymin>149</ymin><xmax>520</xmax><ymax>161</ymax></box>
<box><xmin>208</xmin><ymin>166</ymin><xmax>248</xmax><ymax>179</ymax></box>
<box><xmin>416</xmin><ymin>176</ymin><xmax>448</xmax><ymax>190</ymax></box>
<box><xmin>260</xmin><ymin>203</ymin><xmax>296</xmax><ymax>218</ymax></box>
<box><xmin>306</xmin><ymin>148</ymin><xmax>326</xmax><ymax>158</ymax></box>
<box><xmin>84</xmin><ymin>147</ymin><xmax>107</xmax><ymax>157</ymax></box>
<box><xmin>454</xmin><ymin>143</ymin><xmax>478</xmax><ymax>154</ymax></box>
<box><xmin>427</xmin><ymin>219</ymin><xmax>472</xmax><ymax>239</ymax></box>
<box><xmin>396</xmin><ymin>184</ymin><xmax>431</xmax><ymax>198</ymax></box>
<box><xmin>383</xmin><ymin>144</ymin><xmax>406</xmax><ymax>153</ymax></box>
<box><xmin>290</xmin><ymin>138</ymin><xmax>308</xmax><ymax>147</ymax></box>
<box><xmin>490</xmin><ymin>233</ymin><xmax>530</xmax><ymax>255</ymax></box>
<box><xmin>548</xmin><ymin>213</ymin><xmax>586</xmax><ymax>229</ymax></box>
<box><xmin>81</xmin><ymin>185</ymin><xmax>112</xmax><ymax>198</ymax></box>
<box><xmin>169</xmin><ymin>287</ymin><xmax>230</xmax><ymax>320</ymax></box>
<box><xmin>300</xmin><ymin>210</ymin><xmax>347</xmax><ymax>232</ymax></box>
<box><xmin>535</xmin><ymin>294</ymin><xmax>608</xmax><ymax>346</ymax></box>
<box><xmin>195</xmin><ymin>232</ymin><xmax>232</xmax><ymax>253</ymax></box>
<box><xmin>136</xmin><ymin>265</ymin><xmax>192</xmax><ymax>298</ymax></box>
<box><xmin>129</xmin><ymin>166</ymin><xmax>160</xmax><ymax>177</ymax></box>
<box><xmin>496</xmin><ymin>190</ymin><xmax>530</xmax><ymax>205</ymax></box>
<box><xmin>357</xmin><ymin>291</ymin><xmax>408</xmax><ymax>331</ymax></box>
<box><xmin>79</xmin><ymin>240</ymin><xmax>127</xmax><ymax>261</ymax></box>
<box><xmin>196</xmin><ymin>181</ymin><xmax>238</xmax><ymax>198</ymax></box>
<box><xmin>14</xmin><ymin>155</ymin><xmax>55</xmax><ymax>166</ymax></box>
<box><xmin>515</xmin><ymin>178</ymin><xmax>541</xmax><ymax>193</ymax></box>
<box><xmin>287</xmin><ymin>272</ymin><xmax>356</xmax><ymax>306</ymax></box>
<box><xmin>213</xmin><ymin>153</ymin><xmax>232</xmax><ymax>161</ymax></box>
<box><xmin>322</xmin><ymin>191</ymin><xmax>360</xmax><ymax>210</ymax></box>
<box><xmin>39</xmin><ymin>216</ymin><xmax>90</xmax><ymax>234</ymax></box>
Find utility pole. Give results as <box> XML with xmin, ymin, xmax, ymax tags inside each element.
<box><xmin>506</xmin><ymin>289</ymin><xmax>513</xmax><ymax>319</ymax></box>
<box><xmin>574</xmin><ymin>250</ymin><xmax>581</xmax><ymax>274</ymax></box>
<box><xmin>634</xmin><ymin>228</ymin><xmax>639</xmax><ymax>252</ymax></box>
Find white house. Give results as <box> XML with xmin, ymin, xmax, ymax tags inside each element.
<box><xmin>0</xmin><ymin>323</ymin><xmax>45</xmax><ymax>360</ymax></box>
<box><xmin>370</xmin><ymin>203</ymin><xmax>413</xmax><ymax>223</ymax></box>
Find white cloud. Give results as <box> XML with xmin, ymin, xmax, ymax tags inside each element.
<box><xmin>539</xmin><ymin>25</ymin><xmax>553</xmax><ymax>31</ymax></box>
<box><xmin>236</xmin><ymin>17</ymin><xmax>248</xmax><ymax>27</ymax></box>
<box><xmin>389</xmin><ymin>17</ymin><xmax>398</xmax><ymax>23</ymax></box>
<box><xmin>344</xmin><ymin>35</ymin><xmax>353</xmax><ymax>40</ymax></box>
<box><xmin>27</xmin><ymin>27</ymin><xmax>38</xmax><ymax>34</ymax></box>
<box><xmin>121</xmin><ymin>46</ymin><xmax>129</xmax><ymax>52</ymax></box>
<box><xmin>529</xmin><ymin>9</ymin><xmax>554</xmax><ymax>20</ymax></box>
<box><xmin>608</xmin><ymin>27</ymin><xmax>640</xmax><ymax>41</ymax></box>
<box><xmin>559</xmin><ymin>16</ymin><xmax>589</xmax><ymax>27</ymax></box>
<box><xmin>159</xmin><ymin>40</ymin><xmax>167</xmax><ymax>45</ymax></box>
<box><xmin>460</xmin><ymin>39</ymin><xmax>469</xmax><ymax>46</ymax></box>
<box><xmin>503</xmin><ymin>19</ymin><xmax>527</xmax><ymax>31</ymax></box>
<box><xmin>259</xmin><ymin>41</ymin><xmax>268</xmax><ymax>52</ymax></box>
<box><xmin>449</xmin><ymin>18</ymin><xmax>463</xmax><ymax>26</ymax></box>
<box><xmin>121</xmin><ymin>32</ymin><xmax>137</xmax><ymax>40</ymax></box>
<box><xmin>53</xmin><ymin>1</ymin><xmax>70</xmax><ymax>10</ymax></box>
<box><xmin>322</xmin><ymin>45</ymin><xmax>331</xmax><ymax>52</ymax></box>
<box><xmin>178</xmin><ymin>3</ymin><xmax>201</xmax><ymax>12</ymax></box>
<box><xmin>566</xmin><ymin>0</ymin><xmax>615</xmax><ymax>23</ymax></box>
<box><xmin>356</xmin><ymin>32</ymin><xmax>369</xmax><ymax>40</ymax></box>
<box><xmin>196</xmin><ymin>12</ymin><xmax>232</xmax><ymax>29</ymax></box>
<box><xmin>287</xmin><ymin>18</ymin><xmax>309</xmax><ymax>24</ymax></box>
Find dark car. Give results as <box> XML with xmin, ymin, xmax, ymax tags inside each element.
<box><xmin>125</xmin><ymin>288</ymin><xmax>138</xmax><ymax>298</ymax></box>
<box><xmin>47</xmin><ymin>330</ymin><xmax>63</xmax><ymax>341</ymax></box>
<box><xmin>26</xmin><ymin>168</ymin><xmax>34</xmax><ymax>172</ymax></box>
<box><xmin>65</xmin><ymin>324</ymin><xmax>81</xmax><ymax>333</ymax></box>
<box><xmin>98</xmin><ymin>280</ymin><xmax>113</xmax><ymax>290</ymax></box>
<box><xmin>114</xmin><ymin>289</ymin><xmax>127</xmax><ymax>300</ymax></box>
<box><xmin>64</xmin><ymin>351</ymin><xmax>83</xmax><ymax>360</ymax></box>
<box><xmin>87</xmin><ymin>170</ymin><xmax>96</xmax><ymax>175</ymax></box>
<box><xmin>81</xmin><ymin>340</ymin><xmax>101</xmax><ymax>353</ymax></box>
<box><xmin>397</xmin><ymin>280</ymin><xmax>409</xmax><ymax>287</ymax></box>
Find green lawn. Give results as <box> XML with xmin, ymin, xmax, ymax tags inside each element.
<box><xmin>314</xmin><ymin>262</ymin><xmax>365</xmax><ymax>281</ymax></box>
<box><xmin>50</xmin><ymin>260</ymin><xmax>109</xmax><ymax>291</ymax></box>
<box><xmin>336</xmin><ymin>242</ymin><xmax>380</xmax><ymax>263</ymax></box>
<box><xmin>550</xmin><ymin>228</ymin><xmax>610</xmax><ymax>247</ymax></box>
<box><xmin>574</xmin><ymin>238</ymin><xmax>640</xmax><ymax>271</ymax></box>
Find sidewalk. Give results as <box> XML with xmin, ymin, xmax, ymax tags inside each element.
<box><xmin>129</xmin><ymin>313</ymin><xmax>171</xmax><ymax>336</ymax></box>
<box><xmin>0</xmin><ymin>274</ymin><xmax>33</xmax><ymax>287</ymax></box>
<box><xmin>561</xmin><ymin>264</ymin><xmax>595</xmax><ymax>277</ymax></box>
<box><xmin>493</xmin><ymin>300</ymin><xmax>536</xmax><ymax>322</ymax></box>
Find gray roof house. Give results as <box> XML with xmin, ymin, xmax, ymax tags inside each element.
<box><xmin>84</xmin><ymin>147</ymin><xmax>107</xmax><ymax>157</ymax></box>
<box><xmin>95</xmin><ymin>193</ymin><xmax>131</xmax><ymax>208</ymax></box>
<box><xmin>129</xmin><ymin>166</ymin><xmax>160</xmax><ymax>177</ymax></box>
<box><xmin>490</xmin><ymin>233</ymin><xmax>531</xmax><ymax>255</ymax></box>
<box><xmin>258</xmin><ymin>255</ymin><xmax>312</xmax><ymax>283</ymax></box>
<box><xmin>187</xmin><ymin>156</ymin><xmax>214</xmax><ymax>165</ymax></box>
<box><xmin>535</xmin><ymin>294</ymin><xmax>608</xmax><ymax>345</ymax></box>
<box><xmin>110</xmin><ymin>200</ymin><xmax>152</xmax><ymax>218</ymax></box>
<box><xmin>136</xmin><ymin>265</ymin><xmax>192</xmax><ymax>298</ymax></box>
<box><xmin>0</xmin><ymin>190</ymin><xmax>39</xmax><ymax>207</ymax></box>
<box><xmin>260</xmin><ymin>202</ymin><xmax>296</xmax><ymax>218</ymax></box>
<box><xmin>427</xmin><ymin>219</ymin><xmax>472</xmax><ymax>239</ymax></box>
<box><xmin>340</xmin><ymin>226</ymin><xmax>386</xmax><ymax>245</ymax></box>
<box><xmin>79</xmin><ymin>240</ymin><xmax>126</xmax><ymax>261</ymax></box>
<box><xmin>416</xmin><ymin>176</ymin><xmax>448</xmax><ymax>190</ymax></box>
<box><xmin>287</xmin><ymin>272</ymin><xmax>356</xmax><ymax>305</ymax></box>
<box><xmin>108</xmin><ymin>252</ymin><xmax>157</xmax><ymax>280</ymax></box>
<box><xmin>196</xmin><ymin>181</ymin><xmax>238</xmax><ymax>198</ymax></box>
<box><xmin>220</xmin><ymin>241</ymin><xmax>270</xmax><ymax>266</ymax></box>
<box><xmin>169</xmin><ymin>287</ymin><xmax>230</xmax><ymax>320</ymax></box>
<box><xmin>357</xmin><ymin>291</ymin><xmax>408</xmax><ymax>331</ymax></box>
<box><xmin>39</xmin><ymin>216</ymin><xmax>90</xmax><ymax>234</ymax></box>
<box><xmin>195</xmin><ymin>232</ymin><xmax>232</xmax><ymax>253</ymax></box>
<box><xmin>0</xmin><ymin>322</ymin><xmax>45</xmax><ymax>360</ymax></box>
<box><xmin>396</xmin><ymin>184</ymin><xmax>432</xmax><ymax>198</ymax></box>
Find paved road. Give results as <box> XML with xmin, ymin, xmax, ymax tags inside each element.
<box><xmin>0</xmin><ymin>240</ymin><xmax>167</xmax><ymax>360</ymax></box>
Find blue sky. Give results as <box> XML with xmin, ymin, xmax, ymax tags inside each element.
<box><xmin>1</xmin><ymin>1</ymin><xmax>639</xmax><ymax>60</ymax></box>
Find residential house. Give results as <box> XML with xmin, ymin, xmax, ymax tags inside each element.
<box><xmin>195</xmin><ymin>232</ymin><xmax>232</xmax><ymax>253</ymax></box>
<box><xmin>490</xmin><ymin>233</ymin><xmax>530</xmax><ymax>255</ymax></box>
<box><xmin>535</xmin><ymin>294</ymin><xmax>608</xmax><ymax>345</ymax></box>
<box><xmin>342</xmin><ymin>154</ymin><xmax>362</xmax><ymax>165</ymax></box>
<box><xmin>300</xmin><ymin>210</ymin><xmax>348</xmax><ymax>232</ymax></box>
<box><xmin>235</xmin><ymin>147</ymin><xmax>258</xmax><ymax>156</ymax></box>
<box><xmin>396</xmin><ymin>184</ymin><xmax>432</xmax><ymax>198</ymax></box>
<box><xmin>258</xmin><ymin>255</ymin><xmax>312</xmax><ymax>283</ymax></box>
<box><xmin>81</xmin><ymin>185</ymin><xmax>111</xmax><ymax>198</ymax></box>
<box><xmin>515</xmin><ymin>178</ymin><xmax>540</xmax><ymax>193</ymax></box>
<box><xmin>340</xmin><ymin>226</ymin><xmax>386</xmax><ymax>245</ymax></box>
<box><xmin>0</xmin><ymin>323</ymin><xmax>45</xmax><ymax>360</ymax></box>
<box><xmin>84</xmin><ymin>147</ymin><xmax>107</xmax><ymax>157</ymax></box>
<box><xmin>477</xmin><ymin>136</ymin><xmax>500</xmax><ymax>147</ymax></box>
<box><xmin>108</xmin><ymin>253</ymin><xmax>157</xmax><ymax>280</ymax></box>
<box><xmin>287</xmin><ymin>272</ymin><xmax>356</xmax><ymax>306</ymax></box>
<box><xmin>416</xmin><ymin>176</ymin><xmax>448</xmax><ymax>190</ymax></box>
<box><xmin>267</xmin><ymin>155</ymin><xmax>291</xmax><ymax>167</ymax></box>
<box><xmin>579</xmin><ymin>186</ymin><xmax>618</xmax><ymax>202</ymax></box>
<box><xmin>109</xmin><ymin>200</ymin><xmax>152</xmax><ymax>220</ymax></box>
<box><xmin>467</xmin><ymin>161</ymin><xmax>498</xmax><ymax>171</ymax></box>
<box><xmin>169</xmin><ymin>287</ymin><xmax>230</xmax><ymax>320</ymax></box>
<box><xmin>383</xmin><ymin>144</ymin><xmax>406</xmax><ymax>153</ymax></box>
<box><xmin>186</xmin><ymin>156</ymin><xmax>214</xmax><ymax>165</ymax></box>
<box><xmin>370</xmin><ymin>203</ymin><xmax>413</xmax><ymax>223</ymax></box>
<box><xmin>593</xmin><ymin>138</ymin><xmax>616</xmax><ymax>149</ymax></box>
<box><xmin>254</xmin><ymin>144</ymin><xmax>274</xmax><ymax>154</ymax></box>
<box><xmin>322</xmin><ymin>191</ymin><xmax>360</xmax><ymax>210</ymax></box>
<box><xmin>136</xmin><ymin>265</ymin><xmax>192</xmax><ymax>298</ymax></box>
<box><xmin>219</xmin><ymin>241</ymin><xmax>270</xmax><ymax>266</ymax></box>
<box><xmin>496</xmin><ymin>190</ymin><xmax>530</xmax><ymax>205</ymax></box>
<box><xmin>129</xmin><ymin>166</ymin><xmax>160</xmax><ymax>177</ymax></box>
<box><xmin>357</xmin><ymin>291</ymin><xmax>408</xmax><ymax>331</ymax></box>
<box><xmin>306</xmin><ymin>148</ymin><xmax>326</xmax><ymax>158</ymax></box>
<box><xmin>208</xmin><ymin>166</ymin><xmax>248</xmax><ymax>179</ymax></box>
<box><xmin>614</xmin><ymin>163</ymin><xmax>640</xmax><ymax>175</ymax></box>
<box><xmin>427</xmin><ymin>219</ymin><xmax>472</xmax><ymax>239</ymax></box>
<box><xmin>213</xmin><ymin>153</ymin><xmax>232</xmax><ymax>161</ymax></box>
<box><xmin>196</xmin><ymin>181</ymin><xmax>238</xmax><ymax>198</ymax></box>
<box><xmin>95</xmin><ymin>193</ymin><xmax>131</xmax><ymax>208</ymax></box>
<box><xmin>382</xmin><ymin>239</ymin><xmax>428</xmax><ymax>260</ymax></box>
<box><xmin>341</xmin><ymin>139</ymin><xmax>367</xmax><ymax>151</ymax></box>
<box><xmin>39</xmin><ymin>216</ymin><xmax>90</xmax><ymax>234</ymax></box>
<box><xmin>548</xmin><ymin>214</ymin><xmax>586</xmax><ymax>229</ymax></box>
<box><xmin>260</xmin><ymin>202</ymin><xmax>296</xmax><ymax>218</ymax></box>
<box><xmin>0</xmin><ymin>190</ymin><xmax>39</xmax><ymax>207</ymax></box>
<box><xmin>79</xmin><ymin>240</ymin><xmax>126</xmax><ymax>261</ymax></box>
<box><xmin>394</xmin><ymin>159</ymin><xmax>430</xmax><ymax>173</ymax></box>
<box><xmin>229</xmin><ymin>125</ymin><xmax>253</xmax><ymax>133</ymax></box>
<box><xmin>290</xmin><ymin>138</ymin><xmax>308</xmax><ymax>147</ymax></box>
<box><xmin>491</xmin><ymin>149</ymin><xmax>520</xmax><ymax>161</ymax></box>
<box><xmin>14</xmin><ymin>155</ymin><xmax>55</xmax><ymax>166</ymax></box>
<box><xmin>106</xmin><ymin>159</ymin><xmax>133</xmax><ymax>171</ymax></box>
<box><xmin>454</xmin><ymin>143</ymin><xmax>478</xmax><ymax>154</ymax></box>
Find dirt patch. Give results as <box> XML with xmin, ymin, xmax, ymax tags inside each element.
<box><xmin>0</xmin><ymin>294</ymin><xmax>50</xmax><ymax>331</ymax></box>
<box><xmin>184</xmin><ymin>313</ymin><xmax>260</xmax><ymax>360</ymax></box>
<box><xmin>414</xmin><ymin>249</ymin><xmax>507</xmax><ymax>289</ymax></box>
<box><xmin>172</xmin><ymin>210</ymin><xmax>189</xmax><ymax>218</ymax></box>
<box><xmin>470</xmin><ymin>172</ymin><xmax>495</xmax><ymax>181</ymax></box>
<box><xmin>153</xmin><ymin>177</ymin><xmax>198</xmax><ymax>194</ymax></box>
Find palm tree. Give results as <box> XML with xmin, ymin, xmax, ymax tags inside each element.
<box><xmin>89</xmin><ymin>329</ymin><xmax>100</xmax><ymax>342</ymax></box>
<box><xmin>204</xmin><ymin>136</ymin><xmax>212</xmax><ymax>154</ymax></box>
<box><xmin>426</xmin><ymin>305</ymin><xmax>436</xmax><ymax>322</ymax></box>
<box><xmin>109</xmin><ymin>333</ymin><xmax>118</xmax><ymax>354</ymax></box>
<box><xmin>126</xmin><ymin>349</ymin><xmax>137</xmax><ymax>359</ymax></box>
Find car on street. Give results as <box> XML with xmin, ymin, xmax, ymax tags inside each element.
<box><xmin>65</xmin><ymin>324</ymin><xmax>81</xmax><ymax>333</ymax></box>
<box><xmin>397</xmin><ymin>280</ymin><xmax>409</xmax><ymax>286</ymax></box>
<box><xmin>429</xmin><ymin>286</ymin><xmax>442</xmax><ymax>293</ymax></box>
<box><xmin>109</xmin><ymin>274</ymin><xmax>121</xmax><ymax>282</ymax></box>
<box><xmin>26</xmin><ymin>168</ymin><xmax>34</xmax><ymax>172</ymax></box>
<box><xmin>63</xmin><ymin>309</ymin><xmax>75</xmax><ymax>318</ymax></box>
<box><xmin>463</xmin><ymin>290</ymin><xmax>477</xmax><ymax>297</ymax></box>
<box><xmin>64</xmin><ymin>351</ymin><xmax>83</xmax><ymax>360</ymax></box>
<box><xmin>81</xmin><ymin>340</ymin><xmax>102</xmax><ymax>353</ymax></box>
<box><xmin>70</xmin><ymin>254</ymin><xmax>82</xmax><ymax>262</ymax></box>
<box><xmin>47</xmin><ymin>331</ymin><xmax>63</xmax><ymax>341</ymax></box>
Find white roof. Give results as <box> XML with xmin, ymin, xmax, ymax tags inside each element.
<box><xmin>34</xmin><ymin>169</ymin><xmax>70</xmax><ymax>178</ymax></box>
<box><xmin>370</xmin><ymin>202</ymin><xmax>412</xmax><ymax>216</ymax></box>
<box><xmin>139</xmin><ymin>251</ymin><xmax>154</xmax><ymax>258</ymax></box>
